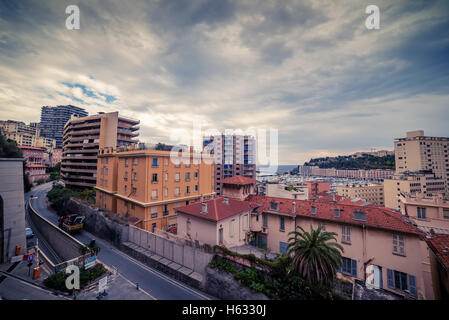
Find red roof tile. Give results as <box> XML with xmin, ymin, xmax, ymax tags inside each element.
<box><xmin>221</xmin><ymin>176</ymin><xmax>259</xmax><ymax>185</ymax></box>
<box><xmin>426</xmin><ymin>234</ymin><xmax>449</xmax><ymax>270</ymax></box>
<box><xmin>246</xmin><ymin>195</ymin><xmax>421</xmax><ymax>236</ymax></box>
<box><xmin>175</xmin><ymin>196</ymin><xmax>256</xmax><ymax>222</ymax></box>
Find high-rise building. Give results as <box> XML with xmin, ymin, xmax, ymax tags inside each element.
<box><xmin>61</xmin><ymin>111</ymin><xmax>139</xmax><ymax>189</ymax></box>
<box><xmin>383</xmin><ymin>171</ymin><xmax>445</xmax><ymax>210</ymax></box>
<box><xmin>0</xmin><ymin>120</ymin><xmax>41</xmax><ymax>147</ymax></box>
<box><xmin>394</xmin><ymin>130</ymin><xmax>449</xmax><ymax>195</ymax></box>
<box><xmin>203</xmin><ymin>134</ymin><xmax>256</xmax><ymax>195</ymax></box>
<box><xmin>40</xmin><ymin>105</ymin><xmax>88</xmax><ymax>148</ymax></box>
<box><xmin>95</xmin><ymin>144</ymin><xmax>215</xmax><ymax>232</ymax></box>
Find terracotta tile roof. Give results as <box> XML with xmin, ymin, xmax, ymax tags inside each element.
<box><xmin>221</xmin><ymin>176</ymin><xmax>259</xmax><ymax>185</ymax></box>
<box><xmin>18</xmin><ymin>146</ymin><xmax>45</xmax><ymax>151</ymax></box>
<box><xmin>175</xmin><ymin>196</ymin><xmax>256</xmax><ymax>222</ymax></box>
<box><xmin>426</xmin><ymin>233</ymin><xmax>449</xmax><ymax>270</ymax></box>
<box><xmin>246</xmin><ymin>195</ymin><xmax>421</xmax><ymax>235</ymax></box>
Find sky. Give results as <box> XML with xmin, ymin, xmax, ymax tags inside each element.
<box><xmin>0</xmin><ymin>0</ymin><xmax>448</xmax><ymax>165</ymax></box>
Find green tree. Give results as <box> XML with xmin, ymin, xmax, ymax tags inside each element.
<box><xmin>287</xmin><ymin>225</ymin><xmax>343</xmax><ymax>286</ymax></box>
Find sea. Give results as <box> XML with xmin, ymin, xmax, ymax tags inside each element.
<box><xmin>257</xmin><ymin>164</ymin><xmax>298</xmax><ymax>176</ymax></box>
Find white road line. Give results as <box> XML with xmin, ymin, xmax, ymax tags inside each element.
<box><xmin>118</xmin><ymin>273</ymin><xmax>157</xmax><ymax>300</ymax></box>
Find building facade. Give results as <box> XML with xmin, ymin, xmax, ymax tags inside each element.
<box><xmin>337</xmin><ymin>183</ymin><xmax>384</xmax><ymax>206</ymax></box>
<box><xmin>394</xmin><ymin>130</ymin><xmax>449</xmax><ymax>196</ymax></box>
<box><xmin>174</xmin><ymin>177</ymin><xmax>435</xmax><ymax>299</ymax></box>
<box><xmin>203</xmin><ymin>134</ymin><xmax>256</xmax><ymax>195</ymax></box>
<box><xmin>95</xmin><ymin>145</ymin><xmax>215</xmax><ymax>232</ymax></box>
<box><xmin>61</xmin><ymin>111</ymin><xmax>139</xmax><ymax>189</ymax></box>
<box><xmin>40</xmin><ymin>105</ymin><xmax>88</xmax><ymax>148</ymax></box>
<box><xmin>18</xmin><ymin>146</ymin><xmax>49</xmax><ymax>183</ymax></box>
<box><xmin>399</xmin><ymin>193</ymin><xmax>449</xmax><ymax>232</ymax></box>
<box><xmin>384</xmin><ymin>171</ymin><xmax>446</xmax><ymax>210</ymax></box>
<box><xmin>0</xmin><ymin>158</ymin><xmax>27</xmax><ymax>263</ymax></box>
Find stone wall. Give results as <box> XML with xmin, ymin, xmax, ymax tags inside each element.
<box><xmin>64</xmin><ymin>198</ymin><xmax>129</xmax><ymax>246</ymax></box>
<box><xmin>204</xmin><ymin>267</ymin><xmax>270</xmax><ymax>300</ymax></box>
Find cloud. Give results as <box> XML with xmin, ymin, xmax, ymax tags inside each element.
<box><xmin>0</xmin><ymin>0</ymin><xmax>448</xmax><ymax>165</ymax></box>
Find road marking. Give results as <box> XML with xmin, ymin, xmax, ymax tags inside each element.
<box><xmin>118</xmin><ymin>273</ymin><xmax>157</xmax><ymax>300</ymax></box>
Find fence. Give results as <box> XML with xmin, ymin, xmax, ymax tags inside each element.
<box><xmin>127</xmin><ymin>225</ymin><xmax>213</xmax><ymax>275</ymax></box>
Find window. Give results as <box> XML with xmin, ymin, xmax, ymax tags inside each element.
<box><xmin>417</xmin><ymin>207</ymin><xmax>426</xmax><ymax>220</ymax></box>
<box><xmin>124</xmin><ymin>185</ymin><xmax>127</xmax><ymax>193</ymax></box>
<box><xmin>353</xmin><ymin>210</ymin><xmax>366</xmax><ymax>221</ymax></box>
<box><xmin>132</xmin><ymin>172</ymin><xmax>137</xmax><ymax>180</ymax></box>
<box><xmin>311</xmin><ymin>206</ymin><xmax>316</xmax><ymax>215</ymax></box>
<box><xmin>165</xmin><ymin>158</ymin><xmax>168</xmax><ymax>165</ymax></box>
<box><xmin>152</xmin><ymin>173</ymin><xmax>158</xmax><ymax>183</ymax></box>
<box><xmin>387</xmin><ymin>269</ymin><xmax>417</xmax><ymax>296</ymax></box>
<box><xmin>152</xmin><ymin>189</ymin><xmax>158</xmax><ymax>200</ymax></box>
<box><xmin>242</xmin><ymin>214</ymin><xmax>248</xmax><ymax>230</ymax></box>
<box><xmin>186</xmin><ymin>186</ymin><xmax>190</xmax><ymax>194</ymax></box>
<box><xmin>263</xmin><ymin>214</ymin><xmax>268</xmax><ymax>227</ymax></box>
<box><xmin>124</xmin><ymin>171</ymin><xmax>128</xmax><ymax>181</ymax></box>
<box><xmin>100</xmin><ymin>168</ymin><xmax>103</xmax><ymax>175</ymax></box>
<box><xmin>341</xmin><ymin>225</ymin><xmax>351</xmax><ymax>243</ymax></box>
<box><xmin>194</xmin><ymin>171</ymin><xmax>198</xmax><ymax>179</ymax></box>
<box><xmin>280</xmin><ymin>242</ymin><xmax>288</xmax><ymax>255</ymax></box>
<box><xmin>151</xmin><ymin>206</ymin><xmax>157</xmax><ymax>218</ymax></box>
<box><xmin>334</xmin><ymin>208</ymin><xmax>340</xmax><ymax>217</ymax></box>
<box><xmin>165</xmin><ymin>172</ymin><xmax>168</xmax><ymax>181</ymax></box>
<box><xmin>229</xmin><ymin>219</ymin><xmax>236</xmax><ymax>238</ymax></box>
<box><xmin>152</xmin><ymin>158</ymin><xmax>158</xmax><ymax>167</ymax></box>
<box><xmin>125</xmin><ymin>158</ymin><xmax>128</xmax><ymax>167</ymax></box>
<box><xmin>186</xmin><ymin>172</ymin><xmax>190</xmax><ymax>181</ymax></box>
<box><xmin>270</xmin><ymin>201</ymin><xmax>278</xmax><ymax>211</ymax></box>
<box><xmin>195</xmin><ymin>185</ymin><xmax>198</xmax><ymax>192</ymax></box>
<box><xmin>151</xmin><ymin>223</ymin><xmax>156</xmax><ymax>233</ymax></box>
<box><xmin>164</xmin><ymin>188</ymin><xmax>168</xmax><ymax>197</ymax></box>
<box><xmin>132</xmin><ymin>187</ymin><xmax>137</xmax><ymax>196</ymax></box>
<box><xmin>131</xmin><ymin>203</ymin><xmax>135</xmax><ymax>210</ymax></box>
<box><xmin>444</xmin><ymin>209</ymin><xmax>449</xmax><ymax>219</ymax></box>
<box><xmin>175</xmin><ymin>187</ymin><xmax>180</xmax><ymax>196</ymax></box>
<box><xmin>105</xmin><ymin>168</ymin><xmax>108</xmax><ymax>176</ymax></box>
<box><xmin>163</xmin><ymin>204</ymin><xmax>169</xmax><ymax>216</ymax></box>
<box><xmin>133</xmin><ymin>157</ymin><xmax>138</xmax><ymax>165</ymax></box>
<box><xmin>392</xmin><ymin>234</ymin><xmax>405</xmax><ymax>256</ymax></box>
<box><xmin>280</xmin><ymin>216</ymin><xmax>285</xmax><ymax>231</ymax></box>
<box><xmin>175</xmin><ymin>173</ymin><xmax>180</xmax><ymax>182</ymax></box>
<box><xmin>339</xmin><ymin>257</ymin><xmax>357</xmax><ymax>277</ymax></box>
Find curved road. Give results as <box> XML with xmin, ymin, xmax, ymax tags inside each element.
<box><xmin>26</xmin><ymin>182</ymin><xmax>212</xmax><ymax>300</ymax></box>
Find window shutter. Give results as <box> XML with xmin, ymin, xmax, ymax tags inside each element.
<box><xmin>379</xmin><ymin>267</ymin><xmax>383</xmax><ymax>289</ymax></box>
<box><xmin>387</xmin><ymin>269</ymin><xmax>394</xmax><ymax>288</ymax></box>
<box><xmin>351</xmin><ymin>260</ymin><xmax>357</xmax><ymax>277</ymax></box>
<box><xmin>408</xmin><ymin>275</ymin><xmax>417</xmax><ymax>296</ymax></box>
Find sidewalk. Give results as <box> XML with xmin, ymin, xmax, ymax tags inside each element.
<box><xmin>0</xmin><ymin>261</ymin><xmax>67</xmax><ymax>300</ymax></box>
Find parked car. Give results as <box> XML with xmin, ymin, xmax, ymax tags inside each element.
<box><xmin>25</xmin><ymin>227</ymin><xmax>34</xmax><ymax>239</ymax></box>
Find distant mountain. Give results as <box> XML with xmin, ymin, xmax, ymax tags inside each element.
<box><xmin>303</xmin><ymin>154</ymin><xmax>395</xmax><ymax>170</ymax></box>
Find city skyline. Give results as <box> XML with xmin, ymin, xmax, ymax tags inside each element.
<box><xmin>1</xmin><ymin>0</ymin><xmax>449</xmax><ymax>165</ymax></box>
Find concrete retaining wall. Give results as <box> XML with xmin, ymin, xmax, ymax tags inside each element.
<box><xmin>28</xmin><ymin>200</ymin><xmax>84</xmax><ymax>262</ymax></box>
<box><xmin>128</xmin><ymin>225</ymin><xmax>213</xmax><ymax>276</ymax></box>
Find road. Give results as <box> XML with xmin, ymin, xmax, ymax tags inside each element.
<box><xmin>26</xmin><ymin>182</ymin><xmax>212</xmax><ymax>300</ymax></box>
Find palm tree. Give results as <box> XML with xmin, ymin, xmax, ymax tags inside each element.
<box><xmin>287</xmin><ymin>225</ymin><xmax>344</xmax><ymax>286</ymax></box>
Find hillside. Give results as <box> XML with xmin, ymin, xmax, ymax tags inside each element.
<box><xmin>303</xmin><ymin>154</ymin><xmax>395</xmax><ymax>170</ymax></box>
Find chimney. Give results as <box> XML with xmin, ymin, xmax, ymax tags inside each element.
<box><xmin>201</xmin><ymin>203</ymin><xmax>208</xmax><ymax>214</ymax></box>
<box><xmin>223</xmin><ymin>198</ymin><xmax>229</xmax><ymax>205</ymax></box>
<box><xmin>292</xmin><ymin>202</ymin><xmax>296</xmax><ymax>214</ymax></box>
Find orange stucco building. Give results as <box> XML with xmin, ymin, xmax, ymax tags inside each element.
<box><xmin>95</xmin><ymin>145</ymin><xmax>215</xmax><ymax>232</ymax></box>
